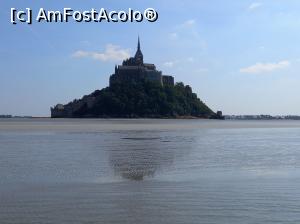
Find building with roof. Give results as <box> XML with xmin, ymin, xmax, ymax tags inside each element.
<box><xmin>109</xmin><ymin>37</ymin><xmax>174</xmax><ymax>87</ymax></box>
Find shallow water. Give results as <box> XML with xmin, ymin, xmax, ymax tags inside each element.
<box><xmin>0</xmin><ymin>119</ymin><xmax>300</xmax><ymax>223</ymax></box>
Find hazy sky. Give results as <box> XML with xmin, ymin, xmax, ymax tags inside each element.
<box><xmin>1</xmin><ymin>0</ymin><xmax>300</xmax><ymax>116</ymax></box>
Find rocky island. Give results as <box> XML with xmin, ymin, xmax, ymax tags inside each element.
<box><xmin>51</xmin><ymin>38</ymin><xmax>221</xmax><ymax>119</ymax></box>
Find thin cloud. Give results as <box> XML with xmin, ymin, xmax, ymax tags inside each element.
<box><xmin>163</xmin><ymin>58</ymin><xmax>196</xmax><ymax>68</ymax></box>
<box><xmin>163</xmin><ymin>61</ymin><xmax>177</xmax><ymax>68</ymax></box>
<box><xmin>173</xmin><ymin>19</ymin><xmax>196</xmax><ymax>31</ymax></box>
<box><xmin>187</xmin><ymin>57</ymin><xmax>195</xmax><ymax>62</ymax></box>
<box><xmin>169</xmin><ymin>32</ymin><xmax>178</xmax><ymax>40</ymax></box>
<box><xmin>240</xmin><ymin>60</ymin><xmax>290</xmax><ymax>74</ymax></box>
<box><xmin>72</xmin><ymin>44</ymin><xmax>130</xmax><ymax>62</ymax></box>
<box><xmin>259</xmin><ymin>46</ymin><xmax>265</xmax><ymax>50</ymax></box>
<box><xmin>180</xmin><ymin>19</ymin><xmax>196</xmax><ymax>28</ymax></box>
<box><xmin>170</xmin><ymin>19</ymin><xmax>207</xmax><ymax>50</ymax></box>
<box><xmin>248</xmin><ymin>2</ymin><xmax>263</xmax><ymax>10</ymax></box>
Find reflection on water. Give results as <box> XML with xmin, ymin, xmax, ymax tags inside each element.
<box><xmin>109</xmin><ymin>132</ymin><xmax>193</xmax><ymax>180</ymax></box>
<box><xmin>1</xmin><ymin>119</ymin><xmax>300</xmax><ymax>224</ymax></box>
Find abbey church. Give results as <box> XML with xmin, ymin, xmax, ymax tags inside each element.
<box><xmin>109</xmin><ymin>37</ymin><xmax>174</xmax><ymax>86</ymax></box>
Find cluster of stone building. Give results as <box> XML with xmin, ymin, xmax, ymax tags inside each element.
<box><xmin>109</xmin><ymin>37</ymin><xmax>174</xmax><ymax>87</ymax></box>
<box><xmin>51</xmin><ymin>95</ymin><xmax>96</xmax><ymax>118</ymax></box>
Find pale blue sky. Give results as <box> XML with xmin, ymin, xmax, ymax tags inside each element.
<box><xmin>1</xmin><ymin>0</ymin><xmax>300</xmax><ymax>116</ymax></box>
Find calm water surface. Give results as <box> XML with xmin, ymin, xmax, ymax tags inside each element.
<box><xmin>0</xmin><ymin>119</ymin><xmax>300</xmax><ymax>224</ymax></box>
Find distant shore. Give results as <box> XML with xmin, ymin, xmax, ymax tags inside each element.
<box><xmin>2</xmin><ymin>115</ymin><xmax>300</xmax><ymax>120</ymax></box>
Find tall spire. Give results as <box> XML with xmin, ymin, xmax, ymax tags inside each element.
<box><xmin>137</xmin><ymin>36</ymin><xmax>141</xmax><ymax>51</ymax></box>
<box><xmin>134</xmin><ymin>36</ymin><xmax>143</xmax><ymax>65</ymax></box>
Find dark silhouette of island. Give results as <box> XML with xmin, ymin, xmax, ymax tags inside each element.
<box><xmin>51</xmin><ymin>38</ymin><xmax>222</xmax><ymax>119</ymax></box>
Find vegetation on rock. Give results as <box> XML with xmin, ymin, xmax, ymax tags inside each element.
<box><xmin>73</xmin><ymin>80</ymin><xmax>215</xmax><ymax>118</ymax></box>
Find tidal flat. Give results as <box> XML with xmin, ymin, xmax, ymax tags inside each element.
<box><xmin>0</xmin><ymin>119</ymin><xmax>300</xmax><ymax>224</ymax></box>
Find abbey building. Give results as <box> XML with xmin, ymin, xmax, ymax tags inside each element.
<box><xmin>109</xmin><ymin>37</ymin><xmax>174</xmax><ymax>87</ymax></box>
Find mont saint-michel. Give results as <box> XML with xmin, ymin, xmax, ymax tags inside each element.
<box><xmin>51</xmin><ymin>38</ymin><xmax>221</xmax><ymax>118</ymax></box>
